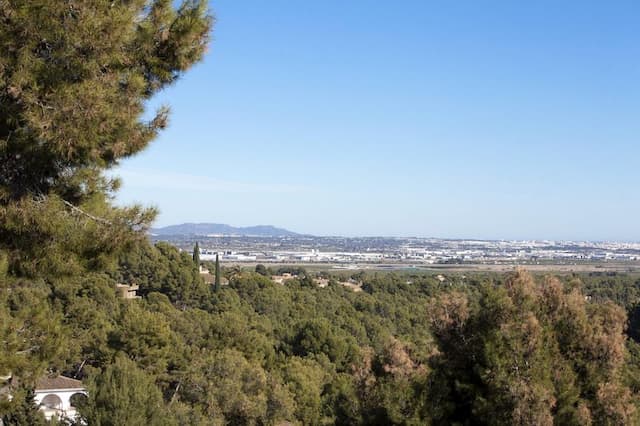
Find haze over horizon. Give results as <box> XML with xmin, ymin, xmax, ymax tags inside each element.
<box><xmin>113</xmin><ymin>0</ymin><xmax>640</xmax><ymax>241</ymax></box>
<box><xmin>151</xmin><ymin>221</ymin><xmax>640</xmax><ymax>243</ymax></box>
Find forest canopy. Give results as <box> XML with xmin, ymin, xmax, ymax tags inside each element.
<box><xmin>4</xmin><ymin>238</ymin><xmax>640</xmax><ymax>425</ymax></box>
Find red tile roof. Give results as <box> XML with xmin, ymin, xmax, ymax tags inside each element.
<box><xmin>35</xmin><ymin>376</ymin><xmax>84</xmax><ymax>391</ymax></box>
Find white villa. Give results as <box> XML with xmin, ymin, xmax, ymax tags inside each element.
<box><xmin>34</xmin><ymin>375</ymin><xmax>87</xmax><ymax>421</ymax></box>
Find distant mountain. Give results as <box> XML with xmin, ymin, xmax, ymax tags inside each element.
<box><xmin>151</xmin><ymin>223</ymin><xmax>300</xmax><ymax>237</ymax></box>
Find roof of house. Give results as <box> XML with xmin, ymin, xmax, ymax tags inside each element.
<box><xmin>116</xmin><ymin>283</ymin><xmax>139</xmax><ymax>290</ymax></box>
<box><xmin>35</xmin><ymin>375</ymin><xmax>84</xmax><ymax>391</ymax></box>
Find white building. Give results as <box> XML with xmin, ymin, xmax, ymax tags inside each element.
<box><xmin>116</xmin><ymin>283</ymin><xmax>140</xmax><ymax>300</ymax></box>
<box><xmin>34</xmin><ymin>375</ymin><xmax>87</xmax><ymax>421</ymax></box>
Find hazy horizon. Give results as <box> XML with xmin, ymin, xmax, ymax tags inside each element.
<box><xmin>150</xmin><ymin>221</ymin><xmax>640</xmax><ymax>243</ymax></box>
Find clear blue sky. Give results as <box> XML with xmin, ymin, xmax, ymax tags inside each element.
<box><xmin>114</xmin><ymin>0</ymin><xmax>640</xmax><ymax>240</ymax></box>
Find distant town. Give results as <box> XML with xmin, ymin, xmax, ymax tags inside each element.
<box><xmin>151</xmin><ymin>223</ymin><xmax>640</xmax><ymax>269</ymax></box>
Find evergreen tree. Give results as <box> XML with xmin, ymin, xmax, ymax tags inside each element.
<box><xmin>0</xmin><ymin>0</ymin><xmax>212</xmax><ymax>278</ymax></box>
<box><xmin>192</xmin><ymin>242</ymin><xmax>200</xmax><ymax>267</ymax></box>
<box><xmin>214</xmin><ymin>254</ymin><xmax>221</xmax><ymax>293</ymax></box>
<box><xmin>426</xmin><ymin>270</ymin><xmax>637</xmax><ymax>425</ymax></box>
<box><xmin>80</xmin><ymin>355</ymin><xmax>172</xmax><ymax>426</ymax></box>
<box><xmin>255</xmin><ymin>264</ymin><xmax>268</xmax><ymax>276</ymax></box>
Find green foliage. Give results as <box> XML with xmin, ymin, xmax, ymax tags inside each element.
<box><xmin>214</xmin><ymin>254</ymin><xmax>221</xmax><ymax>293</ymax></box>
<box><xmin>283</xmin><ymin>356</ymin><xmax>329</xmax><ymax>424</ymax></box>
<box><xmin>0</xmin><ymin>278</ymin><xmax>69</xmax><ymax>377</ymax></box>
<box><xmin>108</xmin><ymin>301</ymin><xmax>172</xmax><ymax>375</ymax></box>
<box><xmin>12</xmin><ymin>2</ymin><xmax>633</xmax><ymax>423</ymax></box>
<box><xmin>116</xmin><ymin>241</ymin><xmax>211</xmax><ymax>309</ymax></box>
<box><xmin>255</xmin><ymin>264</ymin><xmax>269</xmax><ymax>276</ymax></box>
<box><xmin>291</xmin><ymin>318</ymin><xmax>357</xmax><ymax>370</ymax></box>
<box><xmin>0</xmin><ymin>388</ymin><xmax>46</xmax><ymax>426</ymax></box>
<box><xmin>2</xmin><ymin>10</ymin><xmax>640</xmax><ymax>412</ymax></box>
<box><xmin>81</xmin><ymin>355</ymin><xmax>172</xmax><ymax>426</ymax></box>
<box><xmin>180</xmin><ymin>348</ymin><xmax>290</xmax><ymax>425</ymax></box>
<box><xmin>427</xmin><ymin>270</ymin><xmax>638</xmax><ymax>425</ymax></box>
<box><xmin>192</xmin><ymin>242</ymin><xmax>200</xmax><ymax>266</ymax></box>
<box><xmin>4</xmin><ymin>249</ymin><xmax>640</xmax><ymax>424</ymax></box>
<box><xmin>0</xmin><ymin>0</ymin><xmax>211</xmax><ymax>278</ymax></box>
<box><xmin>1</xmin><ymin>0</ymin><xmax>212</xmax><ymax>406</ymax></box>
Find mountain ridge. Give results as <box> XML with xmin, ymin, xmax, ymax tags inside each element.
<box><xmin>151</xmin><ymin>223</ymin><xmax>300</xmax><ymax>237</ymax></box>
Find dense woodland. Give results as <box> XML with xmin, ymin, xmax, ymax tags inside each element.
<box><xmin>3</xmin><ymin>240</ymin><xmax>640</xmax><ymax>425</ymax></box>
<box><xmin>2</xmin><ymin>1</ymin><xmax>640</xmax><ymax>424</ymax></box>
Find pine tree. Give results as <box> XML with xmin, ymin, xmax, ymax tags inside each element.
<box><xmin>214</xmin><ymin>254</ymin><xmax>221</xmax><ymax>292</ymax></box>
<box><xmin>426</xmin><ymin>270</ymin><xmax>636</xmax><ymax>425</ymax></box>
<box><xmin>192</xmin><ymin>242</ymin><xmax>200</xmax><ymax>267</ymax></box>
<box><xmin>0</xmin><ymin>1</ymin><xmax>212</xmax><ymax>278</ymax></box>
<box><xmin>80</xmin><ymin>355</ymin><xmax>171</xmax><ymax>425</ymax></box>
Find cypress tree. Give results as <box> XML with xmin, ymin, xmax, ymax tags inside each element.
<box><xmin>214</xmin><ymin>254</ymin><xmax>221</xmax><ymax>292</ymax></box>
<box><xmin>193</xmin><ymin>242</ymin><xmax>200</xmax><ymax>267</ymax></box>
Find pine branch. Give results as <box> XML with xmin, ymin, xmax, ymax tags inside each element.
<box><xmin>169</xmin><ymin>380</ymin><xmax>182</xmax><ymax>405</ymax></box>
<box><xmin>16</xmin><ymin>346</ymin><xmax>39</xmax><ymax>355</ymax></box>
<box><xmin>61</xmin><ymin>199</ymin><xmax>113</xmax><ymax>225</ymax></box>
